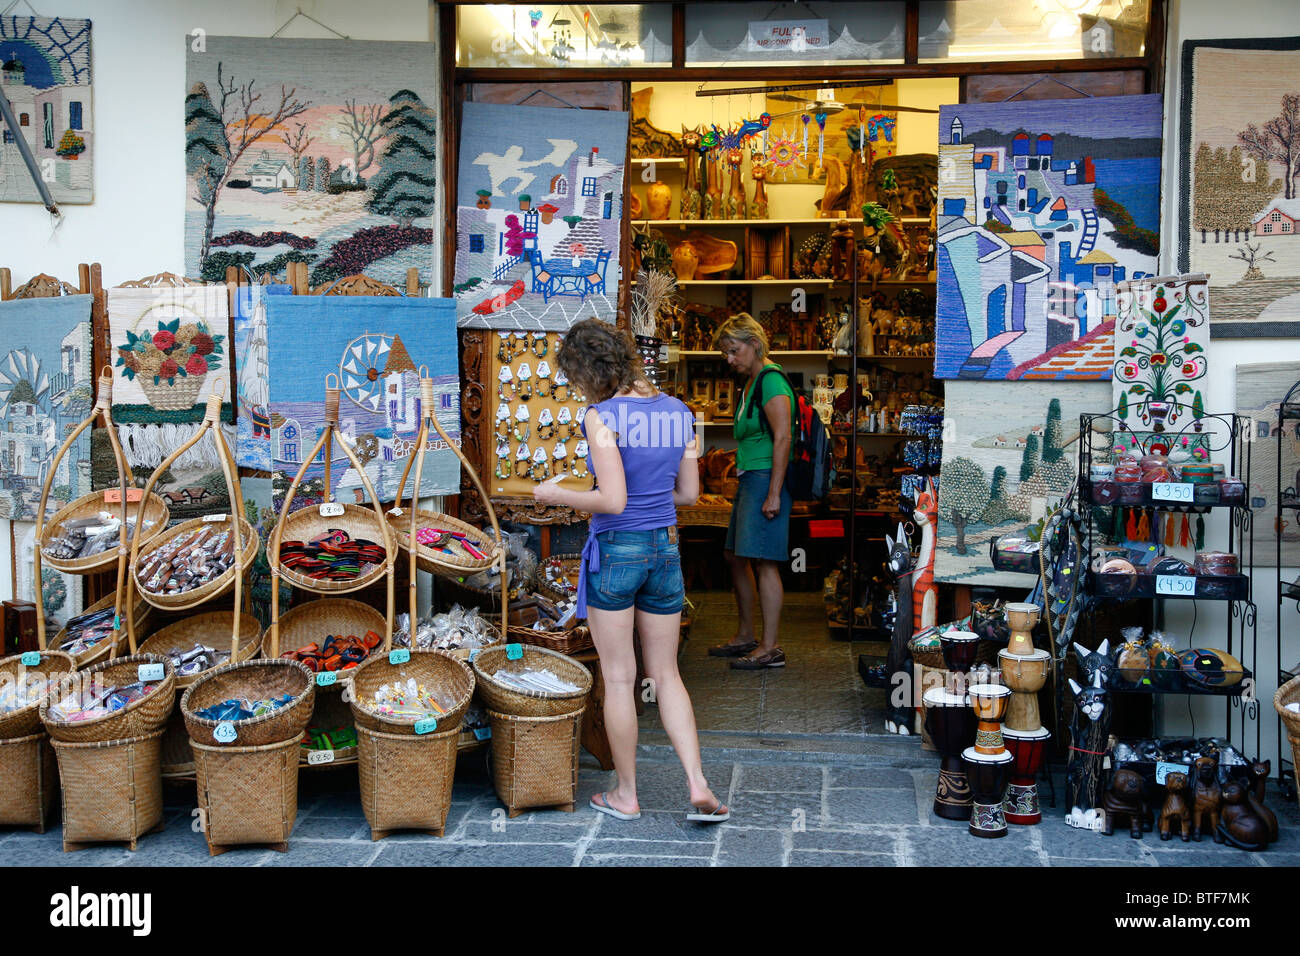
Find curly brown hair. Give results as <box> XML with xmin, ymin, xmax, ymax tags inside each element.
<box><xmin>556</xmin><ymin>318</ymin><xmax>649</xmax><ymax>403</ymax></box>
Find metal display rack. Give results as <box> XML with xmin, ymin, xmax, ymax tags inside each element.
<box><xmin>1276</xmin><ymin>381</ymin><xmax>1300</xmax><ymax>798</ymax></box>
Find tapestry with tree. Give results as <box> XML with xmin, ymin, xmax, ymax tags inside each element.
<box><xmin>184</xmin><ymin>37</ymin><xmax>437</xmax><ymax>289</ymax></box>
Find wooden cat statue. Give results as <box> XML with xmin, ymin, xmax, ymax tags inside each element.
<box><xmin>680</xmin><ymin>126</ymin><xmax>703</xmax><ymax>221</ymax></box>
<box><xmin>883</xmin><ymin>522</ymin><xmax>916</xmax><ymax>736</ymax></box>
<box><xmin>703</xmin><ymin>150</ymin><xmax>723</xmax><ymax>220</ymax></box>
<box><xmin>724</xmin><ymin>147</ymin><xmax>747</xmax><ymax>221</ymax></box>
<box><xmin>1218</xmin><ymin>779</ymin><xmax>1270</xmax><ymax>852</ymax></box>
<box><xmin>1159</xmin><ymin>771</ymin><xmax>1193</xmax><ymax>842</ymax></box>
<box><xmin>1065</xmin><ymin>671</ymin><xmax>1111</xmax><ymax>830</ymax></box>
<box><xmin>1191</xmin><ymin>754</ymin><xmax>1224</xmax><ymax>843</ymax></box>
<box><xmin>749</xmin><ymin>148</ymin><xmax>770</xmax><ymax>220</ymax></box>
<box><xmin>1247</xmin><ymin>759</ymin><xmax>1279</xmax><ymax>843</ymax></box>
<box><xmin>911</xmin><ymin>478</ymin><xmax>938</xmax><ymax>634</ymax></box>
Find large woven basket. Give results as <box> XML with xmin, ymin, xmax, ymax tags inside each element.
<box><xmin>386</xmin><ymin>509</ymin><xmax>498</xmax><ymax>577</ymax></box>
<box><xmin>41</xmin><ymin>490</ymin><xmax>171</xmax><ymax>575</ymax></box>
<box><xmin>192</xmin><ymin>732</ymin><xmax>302</xmax><ymax>855</ymax></box>
<box><xmin>133</xmin><ymin>515</ymin><xmax>258</xmax><ymax>611</ymax></box>
<box><xmin>277</xmin><ymin>503</ymin><xmax>389</xmax><ymax>594</ymax></box>
<box><xmin>488</xmin><ymin>708</ymin><xmax>583</xmax><ymax>817</ymax></box>
<box><xmin>0</xmin><ymin>649</ymin><xmax>76</xmax><ymax>739</ymax></box>
<box><xmin>139</xmin><ymin>611</ymin><xmax>263</xmax><ymax>689</ymax></box>
<box><xmin>1274</xmin><ymin>675</ymin><xmax>1300</xmax><ymax>808</ymax></box>
<box><xmin>181</xmin><ymin>658</ymin><xmax>315</xmax><ymax>748</ymax></box>
<box><xmin>274</xmin><ymin>597</ymin><xmax>385</xmax><ymax>660</ymax></box>
<box><xmin>41</xmin><ymin>653</ymin><xmax>177</xmax><ymax>744</ymax></box>
<box><xmin>0</xmin><ymin>731</ymin><xmax>59</xmax><ymax>832</ymax></box>
<box><xmin>357</xmin><ymin>722</ymin><xmax>459</xmax><ymax>838</ymax></box>
<box><xmin>53</xmin><ymin>728</ymin><xmax>165</xmax><ymax>851</ymax></box>
<box><xmin>51</xmin><ymin>592</ymin><xmax>152</xmax><ymax>670</ymax></box>
<box><xmin>348</xmin><ymin>649</ymin><xmax>474</xmax><ymax>735</ymax></box>
<box><xmin>472</xmin><ymin>644</ymin><xmax>592</xmax><ymax>718</ymax></box>
<box><xmin>507</xmin><ymin>623</ymin><xmax>594</xmax><ymax>656</ymax></box>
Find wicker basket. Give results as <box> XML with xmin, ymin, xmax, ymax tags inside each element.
<box><xmin>507</xmin><ymin>623</ymin><xmax>594</xmax><ymax>656</ymax></box>
<box><xmin>192</xmin><ymin>732</ymin><xmax>302</xmax><ymax>855</ymax></box>
<box><xmin>676</xmin><ymin>503</ymin><xmax>733</xmax><ymax>527</ymax></box>
<box><xmin>181</xmin><ymin>658</ymin><xmax>315</xmax><ymax>748</ymax></box>
<box><xmin>53</xmin><ymin>729</ymin><xmax>165</xmax><ymax>851</ymax></box>
<box><xmin>356</xmin><ymin>722</ymin><xmax>459</xmax><ymax>838</ymax></box>
<box><xmin>472</xmin><ymin>644</ymin><xmax>592</xmax><ymax>718</ymax></box>
<box><xmin>51</xmin><ymin>592</ymin><xmax>152</xmax><ymax>670</ymax></box>
<box><xmin>41</xmin><ymin>653</ymin><xmax>177</xmax><ymax>744</ymax></box>
<box><xmin>536</xmin><ymin>553</ymin><xmax>582</xmax><ymax>605</ymax></box>
<box><xmin>0</xmin><ymin>649</ymin><xmax>76</xmax><ymax>739</ymax></box>
<box><xmin>133</xmin><ymin>516</ymin><xmax>258</xmax><ymax>611</ymax></box>
<box><xmin>277</xmin><ymin>503</ymin><xmax>390</xmax><ymax>594</ymax></box>
<box><xmin>488</xmin><ymin>708</ymin><xmax>583</xmax><ymax>817</ymax></box>
<box><xmin>386</xmin><ymin>509</ymin><xmax>498</xmax><ymax>577</ymax></box>
<box><xmin>1274</xmin><ymin>675</ymin><xmax>1300</xmax><ymax>807</ymax></box>
<box><xmin>301</xmin><ymin>689</ymin><xmax>359</xmax><ymax>767</ymax></box>
<box><xmin>273</xmin><ymin>597</ymin><xmax>386</xmax><ymax>659</ymax></box>
<box><xmin>40</xmin><ymin>490</ymin><xmax>171</xmax><ymax>575</ymax></box>
<box><xmin>139</xmin><ymin>611</ymin><xmax>263</xmax><ymax>689</ymax></box>
<box><xmin>348</xmin><ymin>649</ymin><xmax>474</xmax><ymax>735</ymax></box>
<box><xmin>909</xmin><ymin>635</ymin><xmax>945</xmax><ymax>670</ymax></box>
<box><xmin>159</xmin><ymin>706</ymin><xmax>195</xmax><ymax>779</ymax></box>
<box><xmin>0</xmin><ymin>731</ymin><xmax>59</xmax><ymax>831</ymax></box>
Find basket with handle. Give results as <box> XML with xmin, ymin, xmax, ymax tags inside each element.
<box><xmin>348</xmin><ymin>648</ymin><xmax>474</xmax><ymax>735</ymax></box>
<box><xmin>40</xmin><ymin>653</ymin><xmax>177</xmax><ymax>744</ymax></box>
<box><xmin>471</xmin><ymin>644</ymin><xmax>592</xmax><ymax>718</ymax></box>
<box><xmin>39</xmin><ymin>489</ymin><xmax>170</xmax><ymax>576</ymax></box>
<box><xmin>138</xmin><ymin>610</ymin><xmax>263</xmax><ymax>690</ymax></box>
<box><xmin>0</xmin><ymin>648</ymin><xmax>76</xmax><ymax>739</ymax></box>
<box><xmin>181</xmin><ymin>658</ymin><xmax>315</xmax><ymax>748</ymax></box>
<box><xmin>276</xmin><ymin>503</ymin><xmax>390</xmax><ymax>595</ymax></box>
<box><xmin>51</xmin><ymin>592</ymin><xmax>153</xmax><ymax>670</ymax></box>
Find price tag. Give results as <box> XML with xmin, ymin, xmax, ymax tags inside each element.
<box><xmin>389</xmin><ymin>649</ymin><xmax>411</xmax><ymax>665</ymax></box>
<box><xmin>319</xmin><ymin>502</ymin><xmax>345</xmax><ymax>517</ymax></box>
<box><xmin>389</xmin><ymin>508</ymin><xmax>403</xmax><ymax>517</ymax></box>
<box><xmin>1152</xmin><ymin>482</ymin><xmax>1193</xmax><ymax>503</ymax></box>
<box><xmin>103</xmin><ymin>488</ymin><xmax>143</xmax><ymax>503</ymax></box>
<box><xmin>315</xmin><ymin>671</ymin><xmax>338</xmax><ymax>687</ymax></box>
<box><xmin>473</xmin><ymin>726</ymin><xmax>492</xmax><ymax>741</ymax></box>
<box><xmin>506</xmin><ymin>643</ymin><xmax>523</xmax><ymax>661</ymax></box>
<box><xmin>113</xmin><ymin>615</ymin><xmax>121</xmax><ymax>631</ymax></box>
<box><xmin>307</xmin><ymin>749</ymin><xmax>335</xmax><ymax>766</ymax></box>
<box><xmin>1155</xmin><ymin>761</ymin><xmax>1188</xmax><ymax>785</ymax></box>
<box><xmin>20</xmin><ymin>651</ymin><xmax>40</xmax><ymax>667</ymax></box>
<box><xmin>1155</xmin><ymin>575</ymin><xmax>1196</xmax><ymax>597</ymax></box>
<box><xmin>213</xmin><ymin>721</ymin><xmax>238</xmax><ymax>744</ymax></box>
<box><xmin>469</xmin><ymin>648</ymin><xmax>481</xmax><ymax>664</ymax></box>
<box><xmin>414</xmin><ymin>717</ymin><xmax>438</xmax><ymax>735</ymax></box>
<box><xmin>202</xmin><ymin>513</ymin><xmax>227</xmax><ymax>523</ymax></box>
<box><xmin>138</xmin><ymin>663</ymin><xmax>165</xmax><ymax>682</ymax></box>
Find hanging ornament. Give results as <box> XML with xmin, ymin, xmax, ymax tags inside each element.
<box><xmin>815</xmin><ymin>112</ymin><xmax>828</xmax><ymax>166</ymax></box>
<box><xmin>801</xmin><ymin>114</ymin><xmax>810</xmax><ymax>158</ymax></box>
<box><xmin>859</xmin><ymin>113</ymin><xmax>866</xmax><ymax>162</ymax></box>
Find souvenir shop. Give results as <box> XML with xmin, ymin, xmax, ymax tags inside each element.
<box><xmin>0</xmin><ymin>0</ymin><xmax>1297</xmax><ymax>859</ymax></box>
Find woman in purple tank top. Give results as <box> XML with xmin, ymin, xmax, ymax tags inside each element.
<box><xmin>533</xmin><ymin>319</ymin><xmax>729</xmax><ymax>823</ymax></box>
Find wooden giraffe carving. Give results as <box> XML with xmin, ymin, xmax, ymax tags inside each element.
<box><xmin>724</xmin><ymin>147</ymin><xmax>747</xmax><ymax>220</ymax></box>
<box><xmin>911</xmin><ymin>477</ymin><xmax>938</xmax><ymax>634</ymax></box>
<box><xmin>680</xmin><ymin>126</ymin><xmax>702</xmax><ymax>221</ymax></box>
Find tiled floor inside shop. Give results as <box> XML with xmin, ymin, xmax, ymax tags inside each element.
<box><xmin>4</xmin><ymin>591</ymin><xmax>1296</xmax><ymax>867</ymax></box>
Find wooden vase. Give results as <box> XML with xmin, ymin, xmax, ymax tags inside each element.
<box><xmin>646</xmin><ymin>181</ymin><xmax>672</xmax><ymax>220</ymax></box>
<box><xmin>672</xmin><ymin>242</ymin><xmax>700</xmax><ymax>281</ymax></box>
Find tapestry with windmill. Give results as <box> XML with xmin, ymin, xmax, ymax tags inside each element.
<box><xmin>184</xmin><ymin>37</ymin><xmax>437</xmax><ymax>289</ymax></box>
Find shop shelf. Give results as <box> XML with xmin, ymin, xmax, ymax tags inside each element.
<box><xmin>1108</xmin><ymin>667</ymin><xmax>1254</xmax><ymax>697</ymax></box>
<box><xmin>1088</xmin><ymin>571</ymin><xmax>1249</xmax><ymax>602</ymax></box>
<box><xmin>630</xmin><ymin>157</ymin><xmax>685</xmax><ymax>165</ymax></box>
<box><xmin>1081</xmin><ymin>477</ymin><xmax>1245</xmax><ymax>509</ymax></box>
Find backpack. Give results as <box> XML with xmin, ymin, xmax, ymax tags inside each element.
<box><xmin>746</xmin><ymin>365</ymin><xmax>835</xmax><ymax>501</ymax></box>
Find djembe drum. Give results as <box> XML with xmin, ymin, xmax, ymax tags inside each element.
<box><xmin>999</xmin><ymin>648</ymin><xmax>1050</xmax><ymax>732</ymax></box>
<box><xmin>923</xmin><ymin>687</ymin><xmax>976</xmax><ymax>821</ymax></box>
<box><xmin>962</xmin><ymin>683</ymin><xmax>1013</xmax><ymax>838</ymax></box>
<box><xmin>939</xmin><ymin>630</ymin><xmax>980</xmax><ymax>694</ymax></box>
<box><xmin>1002</xmin><ymin>726</ymin><xmax>1052</xmax><ymax>825</ymax></box>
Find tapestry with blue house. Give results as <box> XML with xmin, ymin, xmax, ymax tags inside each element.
<box><xmin>935</xmin><ymin>94</ymin><xmax>1162</xmax><ymax>381</ymax></box>
<box><xmin>454</xmin><ymin>101</ymin><xmax>628</xmax><ymax>330</ymax></box>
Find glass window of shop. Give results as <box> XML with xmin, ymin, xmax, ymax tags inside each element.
<box><xmin>456</xmin><ymin>4</ymin><xmax>672</xmax><ymax>68</ymax></box>
<box><xmin>684</xmin><ymin>2</ymin><xmax>905</xmax><ymax>67</ymax></box>
<box><xmin>918</xmin><ymin>0</ymin><xmax>1150</xmax><ymax>63</ymax></box>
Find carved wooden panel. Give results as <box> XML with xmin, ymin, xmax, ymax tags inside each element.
<box><xmin>317</xmin><ymin>273</ymin><xmax>401</xmax><ymax>296</ymax></box>
<box><xmin>963</xmin><ymin>70</ymin><xmax>1146</xmax><ymax>103</ymax></box>
<box><xmin>116</xmin><ymin>271</ymin><xmax>206</xmax><ymax>288</ymax></box>
<box><xmin>12</xmin><ymin>273</ymin><xmax>78</xmax><ymax>298</ymax></box>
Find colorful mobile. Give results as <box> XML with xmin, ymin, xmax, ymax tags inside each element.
<box><xmin>767</xmin><ymin>125</ymin><xmax>800</xmax><ymax>180</ymax></box>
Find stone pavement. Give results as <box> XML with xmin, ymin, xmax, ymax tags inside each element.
<box><xmin>3</xmin><ymin>740</ymin><xmax>1296</xmax><ymax>866</ymax></box>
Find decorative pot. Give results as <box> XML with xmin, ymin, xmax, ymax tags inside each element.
<box><xmin>672</xmin><ymin>242</ymin><xmax>699</xmax><ymax>281</ymax></box>
<box><xmin>647</xmin><ymin>181</ymin><xmax>672</xmax><ymax>220</ymax></box>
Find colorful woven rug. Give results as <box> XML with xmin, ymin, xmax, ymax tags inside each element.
<box><xmin>1178</xmin><ymin>38</ymin><xmax>1300</xmax><ymax>337</ymax></box>
<box><xmin>1236</xmin><ymin>362</ymin><xmax>1300</xmax><ymax>567</ymax></box>
<box><xmin>233</xmin><ymin>283</ymin><xmax>293</xmax><ymax>470</ymax></box>
<box><xmin>263</xmin><ymin>295</ymin><xmax>460</xmax><ymax>509</ymax></box>
<box><xmin>454</xmin><ymin>101</ymin><xmax>628</xmax><ymax>330</ymax></box>
<box><xmin>933</xmin><ymin>379</ymin><xmax>1110</xmax><ymax>586</ymax></box>
<box><xmin>184</xmin><ymin>37</ymin><xmax>437</xmax><ymax>289</ymax></box>
<box><xmin>14</xmin><ymin>520</ymin><xmax>83</xmax><ymax>630</ymax></box>
<box><xmin>0</xmin><ymin>294</ymin><xmax>93</xmax><ymax>521</ymax></box>
<box><xmin>935</xmin><ymin>94</ymin><xmax>1162</xmax><ymax>380</ymax></box>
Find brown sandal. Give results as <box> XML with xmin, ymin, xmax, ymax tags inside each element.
<box><xmin>708</xmin><ymin>640</ymin><xmax>758</xmax><ymax>658</ymax></box>
<box><xmin>730</xmin><ymin>647</ymin><xmax>786</xmax><ymax>670</ymax></box>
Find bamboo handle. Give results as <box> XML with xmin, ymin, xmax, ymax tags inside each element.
<box><xmin>94</xmin><ymin>366</ymin><xmax>113</xmax><ymax>411</ymax></box>
<box><xmin>324</xmin><ymin>373</ymin><xmax>341</xmax><ymax>425</ymax></box>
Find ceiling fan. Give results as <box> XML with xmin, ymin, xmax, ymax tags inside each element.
<box><xmin>767</xmin><ymin>86</ymin><xmax>939</xmax><ymax>120</ymax></box>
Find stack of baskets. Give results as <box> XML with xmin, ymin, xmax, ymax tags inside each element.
<box><xmin>472</xmin><ymin>644</ymin><xmax>592</xmax><ymax>818</ymax></box>
<box><xmin>0</xmin><ymin>649</ymin><xmax>76</xmax><ymax>832</ymax></box>
<box><xmin>180</xmin><ymin>659</ymin><xmax>315</xmax><ymax>855</ymax></box>
<box><xmin>348</xmin><ymin>648</ymin><xmax>475</xmax><ymax>839</ymax></box>
<box><xmin>40</xmin><ymin>652</ymin><xmax>177</xmax><ymax>852</ymax></box>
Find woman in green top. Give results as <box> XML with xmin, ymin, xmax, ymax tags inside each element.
<box><xmin>708</xmin><ymin>313</ymin><xmax>794</xmax><ymax>669</ymax></box>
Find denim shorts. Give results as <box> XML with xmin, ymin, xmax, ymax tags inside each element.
<box><xmin>724</xmin><ymin>469</ymin><xmax>792</xmax><ymax>562</ymax></box>
<box><xmin>584</xmin><ymin>527</ymin><xmax>685</xmax><ymax>615</ymax></box>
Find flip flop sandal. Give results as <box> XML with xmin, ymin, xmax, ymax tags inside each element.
<box><xmin>589</xmin><ymin>792</ymin><xmax>640</xmax><ymax>821</ymax></box>
<box><xmin>686</xmin><ymin>800</ymin><xmax>730</xmax><ymax>823</ymax></box>
<box><xmin>707</xmin><ymin>640</ymin><xmax>758</xmax><ymax>658</ymax></box>
<box><xmin>730</xmin><ymin>648</ymin><xmax>786</xmax><ymax>670</ymax></box>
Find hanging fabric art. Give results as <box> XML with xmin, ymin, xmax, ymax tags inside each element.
<box><xmin>0</xmin><ymin>294</ymin><xmax>93</xmax><ymax>520</ymax></box>
<box><xmin>233</xmin><ymin>282</ymin><xmax>293</xmax><ymax>470</ymax></box>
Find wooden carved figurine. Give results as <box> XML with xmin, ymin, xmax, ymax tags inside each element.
<box><xmin>1073</xmin><ymin>640</ymin><xmax>1115</xmax><ymax>689</ymax></box>
<box><xmin>911</xmin><ymin>478</ymin><xmax>938</xmax><ymax>634</ymax></box>
<box><xmin>1190</xmin><ymin>754</ymin><xmax>1224</xmax><ymax>843</ymax></box>
<box><xmin>703</xmin><ymin>150</ymin><xmax>723</xmax><ymax>220</ymax></box>
<box><xmin>883</xmin><ymin>522</ymin><xmax>915</xmax><ymax>736</ymax></box>
<box><xmin>1159</xmin><ymin>771</ymin><xmax>1193</xmax><ymax>842</ymax></box>
<box><xmin>724</xmin><ymin>147</ymin><xmax>747</xmax><ymax>221</ymax></box>
<box><xmin>749</xmin><ymin>148</ymin><xmax>769</xmax><ymax>220</ymax></box>
<box><xmin>1102</xmin><ymin>768</ymin><xmax>1150</xmax><ymax>839</ymax></box>
<box><xmin>1065</xmin><ymin>671</ymin><xmax>1111</xmax><ymax>830</ymax></box>
<box><xmin>818</xmin><ymin>156</ymin><xmax>847</xmax><ymax>218</ymax></box>
<box><xmin>646</xmin><ymin>180</ymin><xmax>672</xmax><ymax>220</ymax></box>
<box><xmin>1247</xmin><ymin>759</ymin><xmax>1279</xmax><ymax>843</ymax></box>
<box><xmin>1218</xmin><ymin>780</ymin><xmax>1270</xmax><ymax>851</ymax></box>
<box><xmin>680</xmin><ymin>126</ymin><xmax>703</xmax><ymax>221</ymax></box>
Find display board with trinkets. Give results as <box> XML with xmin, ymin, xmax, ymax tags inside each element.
<box><xmin>489</xmin><ymin>331</ymin><xmax>596</xmax><ymax>498</ymax></box>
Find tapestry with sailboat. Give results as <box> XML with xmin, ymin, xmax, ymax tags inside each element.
<box><xmin>233</xmin><ymin>283</ymin><xmax>292</xmax><ymax>470</ymax></box>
